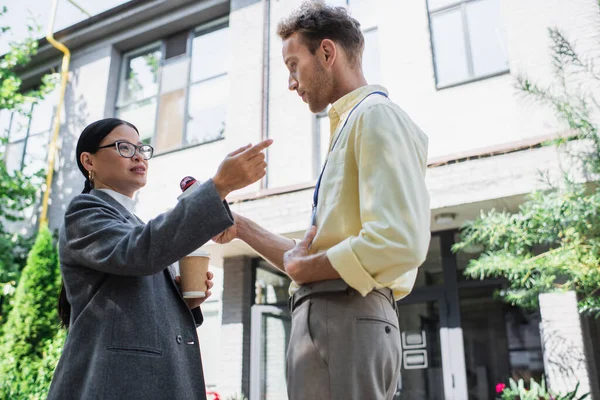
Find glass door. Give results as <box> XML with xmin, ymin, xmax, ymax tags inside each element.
<box><xmin>249</xmin><ymin>305</ymin><xmax>291</xmax><ymax>400</ymax></box>
<box><xmin>394</xmin><ymin>297</ymin><xmax>448</xmax><ymax>400</ymax></box>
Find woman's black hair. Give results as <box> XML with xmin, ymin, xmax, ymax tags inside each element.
<box><xmin>75</xmin><ymin>118</ymin><xmax>139</xmax><ymax>194</ymax></box>
<box><xmin>59</xmin><ymin>118</ymin><xmax>139</xmax><ymax>328</ymax></box>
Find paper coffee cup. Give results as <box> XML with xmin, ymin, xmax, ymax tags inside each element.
<box><xmin>178</xmin><ymin>250</ymin><xmax>210</xmax><ymax>298</ymax></box>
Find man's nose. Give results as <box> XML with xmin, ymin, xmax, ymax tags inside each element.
<box><xmin>288</xmin><ymin>75</ymin><xmax>298</xmax><ymax>91</ymax></box>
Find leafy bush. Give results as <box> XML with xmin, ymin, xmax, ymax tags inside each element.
<box><xmin>0</xmin><ymin>4</ymin><xmax>57</xmax><ymax>324</ymax></box>
<box><xmin>0</xmin><ymin>227</ymin><xmax>62</xmax><ymax>398</ymax></box>
<box><xmin>497</xmin><ymin>377</ymin><xmax>589</xmax><ymax>400</ymax></box>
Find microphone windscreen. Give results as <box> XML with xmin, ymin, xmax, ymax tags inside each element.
<box><xmin>180</xmin><ymin>176</ymin><xmax>197</xmax><ymax>192</ymax></box>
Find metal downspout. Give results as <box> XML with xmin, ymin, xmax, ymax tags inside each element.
<box><xmin>260</xmin><ymin>0</ymin><xmax>271</xmax><ymax>189</ymax></box>
<box><xmin>39</xmin><ymin>0</ymin><xmax>72</xmax><ymax>230</ymax></box>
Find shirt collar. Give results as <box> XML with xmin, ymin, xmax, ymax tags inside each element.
<box><xmin>96</xmin><ymin>188</ymin><xmax>136</xmax><ymax>214</ymax></box>
<box><xmin>327</xmin><ymin>84</ymin><xmax>388</xmax><ymax>133</ymax></box>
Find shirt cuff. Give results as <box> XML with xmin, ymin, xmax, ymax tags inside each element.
<box><xmin>326</xmin><ymin>238</ymin><xmax>380</xmax><ymax>297</ymax></box>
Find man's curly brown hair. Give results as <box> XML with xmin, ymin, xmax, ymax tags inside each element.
<box><xmin>277</xmin><ymin>1</ymin><xmax>365</xmax><ymax>67</ymax></box>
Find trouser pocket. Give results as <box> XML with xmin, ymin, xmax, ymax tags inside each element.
<box><xmin>286</xmin><ymin>298</ymin><xmax>330</xmax><ymax>400</ymax></box>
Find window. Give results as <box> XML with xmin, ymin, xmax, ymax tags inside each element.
<box><xmin>254</xmin><ymin>261</ymin><xmax>292</xmax><ymax>306</ymax></box>
<box><xmin>116</xmin><ymin>46</ymin><xmax>161</xmax><ymax>145</ymax></box>
<box><xmin>314</xmin><ymin>0</ymin><xmax>381</xmax><ymax>177</ymax></box>
<box><xmin>116</xmin><ymin>19</ymin><xmax>230</xmax><ymax>154</ymax></box>
<box><xmin>314</xmin><ymin>111</ymin><xmax>332</xmax><ymax>178</ymax></box>
<box><xmin>325</xmin><ymin>0</ymin><xmax>380</xmax><ymax>83</ymax></box>
<box><xmin>1</xmin><ymin>89</ymin><xmax>57</xmax><ymax>175</ymax></box>
<box><xmin>428</xmin><ymin>0</ymin><xmax>509</xmax><ymax>87</ymax></box>
<box><xmin>186</xmin><ymin>24</ymin><xmax>230</xmax><ymax>146</ymax></box>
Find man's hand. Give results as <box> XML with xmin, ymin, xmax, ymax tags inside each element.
<box><xmin>212</xmin><ymin>212</ymin><xmax>240</xmax><ymax>244</ymax></box>
<box><xmin>283</xmin><ymin>226</ymin><xmax>317</xmax><ymax>283</ymax></box>
<box><xmin>175</xmin><ymin>271</ymin><xmax>214</xmax><ymax>309</ymax></box>
<box><xmin>284</xmin><ymin>226</ymin><xmax>342</xmax><ymax>284</ymax></box>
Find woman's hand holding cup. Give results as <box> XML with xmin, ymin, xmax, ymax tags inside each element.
<box><xmin>175</xmin><ymin>271</ymin><xmax>214</xmax><ymax>309</ymax></box>
<box><xmin>212</xmin><ymin>139</ymin><xmax>273</xmax><ymax>200</ymax></box>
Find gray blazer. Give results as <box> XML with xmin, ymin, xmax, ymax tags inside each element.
<box><xmin>48</xmin><ymin>181</ymin><xmax>234</xmax><ymax>400</ymax></box>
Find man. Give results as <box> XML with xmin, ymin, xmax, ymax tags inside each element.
<box><xmin>213</xmin><ymin>1</ymin><xmax>430</xmax><ymax>399</ymax></box>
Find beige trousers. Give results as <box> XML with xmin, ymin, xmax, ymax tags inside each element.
<box><xmin>286</xmin><ymin>282</ymin><xmax>402</xmax><ymax>400</ymax></box>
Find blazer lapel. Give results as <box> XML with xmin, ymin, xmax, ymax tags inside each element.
<box><xmin>89</xmin><ymin>190</ymin><xmax>182</xmax><ymax>294</ymax></box>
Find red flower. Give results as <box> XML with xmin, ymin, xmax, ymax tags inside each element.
<box><xmin>496</xmin><ymin>383</ymin><xmax>506</xmax><ymax>393</ymax></box>
<box><xmin>206</xmin><ymin>391</ymin><xmax>221</xmax><ymax>400</ymax></box>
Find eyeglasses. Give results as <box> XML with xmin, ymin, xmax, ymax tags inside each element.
<box><xmin>97</xmin><ymin>141</ymin><xmax>154</xmax><ymax>160</ymax></box>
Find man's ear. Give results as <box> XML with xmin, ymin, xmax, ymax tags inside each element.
<box><xmin>320</xmin><ymin>39</ymin><xmax>337</xmax><ymax>66</ymax></box>
<box><xmin>80</xmin><ymin>152</ymin><xmax>94</xmax><ymax>172</ymax></box>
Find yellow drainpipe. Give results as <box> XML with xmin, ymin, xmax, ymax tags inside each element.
<box><xmin>39</xmin><ymin>0</ymin><xmax>72</xmax><ymax>230</ymax></box>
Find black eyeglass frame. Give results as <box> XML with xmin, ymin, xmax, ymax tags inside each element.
<box><xmin>96</xmin><ymin>140</ymin><xmax>154</xmax><ymax>160</ymax></box>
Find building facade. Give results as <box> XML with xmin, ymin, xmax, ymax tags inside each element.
<box><xmin>2</xmin><ymin>0</ymin><xmax>600</xmax><ymax>398</ymax></box>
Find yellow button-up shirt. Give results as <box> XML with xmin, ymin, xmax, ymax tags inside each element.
<box><xmin>300</xmin><ymin>85</ymin><xmax>431</xmax><ymax>300</ymax></box>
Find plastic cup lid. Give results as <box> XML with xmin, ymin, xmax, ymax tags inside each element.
<box><xmin>186</xmin><ymin>249</ymin><xmax>210</xmax><ymax>257</ymax></box>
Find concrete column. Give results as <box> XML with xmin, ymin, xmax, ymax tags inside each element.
<box><xmin>539</xmin><ymin>292</ymin><xmax>593</xmax><ymax>397</ymax></box>
<box><xmin>219</xmin><ymin>256</ymin><xmax>254</xmax><ymax>398</ymax></box>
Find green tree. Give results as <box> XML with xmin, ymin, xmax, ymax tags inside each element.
<box><xmin>0</xmin><ymin>5</ymin><xmax>57</xmax><ymax>322</ymax></box>
<box><xmin>0</xmin><ymin>226</ymin><xmax>62</xmax><ymax>399</ymax></box>
<box><xmin>0</xmin><ymin>6</ymin><xmax>55</xmax><ymax>112</ymax></box>
<box><xmin>454</xmin><ymin>23</ymin><xmax>600</xmax><ymax>317</ymax></box>
<box><xmin>0</xmin><ymin>6</ymin><xmax>63</xmax><ymax>397</ymax></box>
<box><xmin>22</xmin><ymin>329</ymin><xmax>66</xmax><ymax>400</ymax></box>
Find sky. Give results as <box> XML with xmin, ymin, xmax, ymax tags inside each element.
<box><xmin>0</xmin><ymin>0</ymin><xmax>131</xmax><ymax>55</ymax></box>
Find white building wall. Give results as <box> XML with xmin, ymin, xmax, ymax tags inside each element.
<box><xmin>266</xmin><ymin>0</ymin><xmax>315</xmax><ymax>188</ymax></box>
<box><xmin>248</xmin><ymin>0</ymin><xmax>600</xmax><ymax>190</ymax></box>
<box><xmin>125</xmin><ymin>0</ymin><xmax>600</xmax><ymax>221</ymax></box>
<box><xmin>379</xmin><ymin>0</ymin><xmax>600</xmax><ymax>160</ymax></box>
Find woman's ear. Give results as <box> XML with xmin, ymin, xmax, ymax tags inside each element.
<box><xmin>80</xmin><ymin>152</ymin><xmax>94</xmax><ymax>172</ymax></box>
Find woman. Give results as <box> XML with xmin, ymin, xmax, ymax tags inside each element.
<box><xmin>48</xmin><ymin>118</ymin><xmax>271</xmax><ymax>399</ymax></box>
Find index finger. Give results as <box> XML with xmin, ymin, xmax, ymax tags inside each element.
<box><xmin>243</xmin><ymin>139</ymin><xmax>273</xmax><ymax>156</ymax></box>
